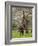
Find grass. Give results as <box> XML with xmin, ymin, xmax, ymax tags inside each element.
<box><xmin>12</xmin><ymin>30</ymin><xmax>32</xmax><ymax>38</ymax></box>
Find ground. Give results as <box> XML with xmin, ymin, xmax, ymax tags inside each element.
<box><xmin>12</xmin><ymin>30</ymin><xmax>32</xmax><ymax>38</ymax></box>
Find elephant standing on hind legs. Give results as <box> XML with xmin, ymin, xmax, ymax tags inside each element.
<box><xmin>18</xmin><ymin>11</ymin><xmax>29</xmax><ymax>35</ymax></box>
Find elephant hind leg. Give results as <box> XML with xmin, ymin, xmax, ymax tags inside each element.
<box><xmin>26</xmin><ymin>29</ymin><xmax>28</xmax><ymax>33</ymax></box>
<box><xmin>20</xmin><ymin>30</ymin><xmax>24</xmax><ymax>36</ymax></box>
